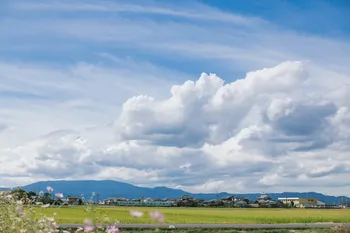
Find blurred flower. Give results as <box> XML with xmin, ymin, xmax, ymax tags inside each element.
<box><xmin>15</xmin><ymin>206</ymin><xmax>24</xmax><ymax>214</ymax></box>
<box><xmin>130</xmin><ymin>210</ymin><xmax>144</xmax><ymax>217</ymax></box>
<box><xmin>84</xmin><ymin>218</ymin><xmax>93</xmax><ymax>224</ymax></box>
<box><xmin>55</xmin><ymin>193</ymin><xmax>64</xmax><ymax>199</ymax></box>
<box><xmin>46</xmin><ymin>217</ymin><xmax>54</xmax><ymax>222</ymax></box>
<box><xmin>84</xmin><ymin>225</ymin><xmax>95</xmax><ymax>232</ymax></box>
<box><xmin>39</xmin><ymin>191</ymin><xmax>44</xmax><ymax>196</ymax></box>
<box><xmin>106</xmin><ymin>225</ymin><xmax>119</xmax><ymax>233</ymax></box>
<box><xmin>149</xmin><ymin>211</ymin><xmax>164</xmax><ymax>223</ymax></box>
<box><xmin>42</xmin><ymin>204</ymin><xmax>50</xmax><ymax>208</ymax></box>
<box><xmin>84</xmin><ymin>218</ymin><xmax>95</xmax><ymax>232</ymax></box>
<box><xmin>46</xmin><ymin>186</ymin><xmax>54</xmax><ymax>193</ymax></box>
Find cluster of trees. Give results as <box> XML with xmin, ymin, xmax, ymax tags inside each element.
<box><xmin>175</xmin><ymin>196</ymin><xmax>251</xmax><ymax>208</ymax></box>
<box><xmin>11</xmin><ymin>188</ymin><xmax>62</xmax><ymax>205</ymax></box>
<box><xmin>10</xmin><ymin>188</ymin><xmax>83</xmax><ymax>205</ymax></box>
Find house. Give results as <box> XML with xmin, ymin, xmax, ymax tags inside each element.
<box><xmin>221</xmin><ymin>196</ymin><xmax>234</xmax><ymax>205</ymax></box>
<box><xmin>278</xmin><ymin>197</ymin><xmax>318</xmax><ymax>208</ymax></box>
<box><xmin>257</xmin><ymin>194</ymin><xmax>272</xmax><ymax>202</ymax></box>
<box><xmin>257</xmin><ymin>194</ymin><xmax>283</xmax><ymax>208</ymax></box>
<box><xmin>180</xmin><ymin>195</ymin><xmax>194</xmax><ymax>201</ymax></box>
<box><xmin>221</xmin><ymin>196</ymin><xmax>235</xmax><ymax>201</ymax></box>
<box><xmin>116</xmin><ymin>200</ymin><xmax>174</xmax><ymax>207</ymax></box>
<box><xmin>317</xmin><ymin>200</ymin><xmax>326</xmax><ymax>208</ymax></box>
<box><xmin>176</xmin><ymin>195</ymin><xmax>202</xmax><ymax>207</ymax></box>
<box><xmin>67</xmin><ymin>196</ymin><xmax>79</xmax><ymax>205</ymax></box>
<box><xmin>104</xmin><ymin>198</ymin><xmax>118</xmax><ymax>205</ymax></box>
<box><xmin>220</xmin><ymin>196</ymin><xmax>249</xmax><ymax>206</ymax></box>
<box><xmin>234</xmin><ymin>200</ymin><xmax>250</xmax><ymax>208</ymax></box>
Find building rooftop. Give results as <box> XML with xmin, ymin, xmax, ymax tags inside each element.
<box><xmin>278</xmin><ymin>197</ymin><xmax>300</xmax><ymax>200</ymax></box>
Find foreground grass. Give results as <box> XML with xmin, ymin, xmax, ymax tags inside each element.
<box><xmin>37</xmin><ymin>206</ymin><xmax>350</xmax><ymax>224</ymax></box>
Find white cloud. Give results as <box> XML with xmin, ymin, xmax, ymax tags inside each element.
<box><xmin>1</xmin><ymin>0</ymin><xmax>350</xmax><ymax>195</ymax></box>
<box><xmin>107</xmin><ymin>61</ymin><xmax>350</xmax><ymax>194</ymax></box>
<box><xmin>2</xmin><ymin>61</ymin><xmax>350</xmax><ymax>195</ymax></box>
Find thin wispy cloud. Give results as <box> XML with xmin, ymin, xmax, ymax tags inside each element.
<box><xmin>11</xmin><ymin>0</ymin><xmax>260</xmax><ymax>25</ymax></box>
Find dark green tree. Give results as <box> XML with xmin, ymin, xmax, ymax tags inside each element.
<box><xmin>27</xmin><ymin>191</ymin><xmax>37</xmax><ymax>198</ymax></box>
<box><xmin>40</xmin><ymin>192</ymin><xmax>53</xmax><ymax>204</ymax></box>
<box><xmin>11</xmin><ymin>188</ymin><xmax>28</xmax><ymax>200</ymax></box>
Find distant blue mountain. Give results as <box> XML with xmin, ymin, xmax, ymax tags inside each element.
<box><xmin>19</xmin><ymin>180</ymin><xmax>191</xmax><ymax>200</ymax></box>
<box><xmin>5</xmin><ymin>180</ymin><xmax>349</xmax><ymax>205</ymax></box>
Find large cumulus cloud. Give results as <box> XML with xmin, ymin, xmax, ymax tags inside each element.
<box><xmin>1</xmin><ymin>61</ymin><xmax>350</xmax><ymax>194</ymax></box>
<box><xmin>111</xmin><ymin>61</ymin><xmax>350</xmax><ymax>192</ymax></box>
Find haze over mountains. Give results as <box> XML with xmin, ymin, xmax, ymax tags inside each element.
<box><xmin>3</xmin><ymin>180</ymin><xmax>349</xmax><ymax>205</ymax></box>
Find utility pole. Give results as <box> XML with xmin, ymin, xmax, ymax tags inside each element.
<box><xmin>216</xmin><ymin>186</ymin><xmax>219</xmax><ymax>208</ymax></box>
<box><xmin>96</xmin><ymin>192</ymin><xmax>100</xmax><ymax>204</ymax></box>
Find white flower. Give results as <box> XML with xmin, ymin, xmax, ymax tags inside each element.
<box><xmin>130</xmin><ymin>210</ymin><xmax>144</xmax><ymax>217</ymax></box>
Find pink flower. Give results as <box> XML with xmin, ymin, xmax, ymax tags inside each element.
<box><xmin>84</xmin><ymin>225</ymin><xmax>95</xmax><ymax>232</ymax></box>
<box><xmin>149</xmin><ymin>211</ymin><xmax>164</xmax><ymax>223</ymax></box>
<box><xmin>55</xmin><ymin>193</ymin><xmax>64</xmax><ymax>199</ymax></box>
<box><xmin>84</xmin><ymin>219</ymin><xmax>95</xmax><ymax>232</ymax></box>
<box><xmin>130</xmin><ymin>210</ymin><xmax>143</xmax><ymax>217</ymax></box>
<box><xmin>106</xmin><ymin>225</ymin><xmax>119</xmax><ymax>233</ymax></box>
<box><xmin>46</xmin><ymin>186</ymin><xmax>54</xmax><ymax>193</ymax></box>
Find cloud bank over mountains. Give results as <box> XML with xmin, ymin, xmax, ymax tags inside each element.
<box><xmin>1</xmin><ymin>61</ymin><xmax>349</xmax><ymax>194</ymax></box>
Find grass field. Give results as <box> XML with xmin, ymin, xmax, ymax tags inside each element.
<box><xmin>36</xmin><ymin>206</ymin><xmax>350</xmax><ymax>224</ymax></box>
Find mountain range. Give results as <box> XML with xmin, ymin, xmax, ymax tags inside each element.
<box><xmin>2</xmin><ymin>180</ymin><xmax>349</xmax><ymax>205</ymax></box>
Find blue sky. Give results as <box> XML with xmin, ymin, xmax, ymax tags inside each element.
<box><xmin>201</xmin><ymin>0</ymin><xmax>350</xmax><ymax>38</ymax></box>
<box><xmin>1</xmin><ymin>0</ymin><xmax>350</xmax><ymax>195</ymax></box>
<box><xmin>2</xmin><ymin>0</ymin><xmax>349</xmax><ymax>79</ymax></box>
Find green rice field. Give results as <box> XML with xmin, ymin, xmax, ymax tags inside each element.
<box><xmin>36</xmin><ymin>206</ymin><xmax>350</xmax><ymax>224</ymax></box>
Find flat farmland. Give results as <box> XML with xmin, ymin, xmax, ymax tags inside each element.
<box><xmin>37</xmin><ymin>207</ymin><xmax>350</xmax><ymax>224</ymax></box>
